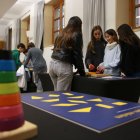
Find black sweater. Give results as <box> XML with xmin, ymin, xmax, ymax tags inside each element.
<box><xmin>85</xmin><ymin>41</ymin><xmax>106</xmax><ymax>71</ymax></box>
<box><xmin>120</xmin><ymin>43</ymin><xmax>140</xmax><ymax>76</ymax></box>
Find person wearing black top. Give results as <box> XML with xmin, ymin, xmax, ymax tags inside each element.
<box><xmin>49</xmin><ymin>16</ymin><xmax>85</xmax><ymax>91</ymax></box>
<box><xmin>117</xmin><ymin>24</ymin><xmax>140</xmax><ymax>77</ymax></box>
<box><xmin>85</xmin><ymin>25</ymin><xmax>106</xmax><ymax>72</ymax></box>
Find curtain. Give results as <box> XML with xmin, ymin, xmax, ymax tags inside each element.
<box><xmin>30</xmin><ymin>0</ymin><xmax>44</xmax><ymax>48</ymax></box>
<box><xmin>83</xmin><ymin>0</ymin><xmax>105</xmax><ymax>70</ymax></box>
<box><xmin>12</xmin><ymin>19</ymin><xmax>20</xmax><ymax>49</ymax></box>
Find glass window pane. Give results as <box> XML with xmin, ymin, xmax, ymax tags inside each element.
<box><xmin>54</xmin><ymin>8</ymin><xmax>60</xmax><ymax>19</ymax></box>
<box><xmin>135</xmin><ymin>7</ymin><xmax>140</xmax><ymax>27</ymax></box>
<box><xmin>54</xmin><ymin>19</ymin><xmax>60</xmax><ymax>31</ymax></box>
<box><xmin>135</xmin><ymin>0</ymin><xmax>140</xmax><ymax>5</ymax></box>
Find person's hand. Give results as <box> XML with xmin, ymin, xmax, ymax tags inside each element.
<box><xmin>97</xmin><ymin>66</ymin><xmax>105</xmax><ymax>73</ymax></box>
<box><xmin>96</xmin><ymin>70</ymin><xmax>101</xmax><ymax>74</ymax></box>
<box><xmin>121</xmin><ymin>72</ymin><xmax>126</xmax><ymax>78</ymax></box>
<box><xmin>89</xmin><ymin>64</ymin><xmax>95</xmax><ymax>71</ymax></box>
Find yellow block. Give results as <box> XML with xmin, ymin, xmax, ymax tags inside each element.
<box><xmin>42</xmin><ymin>99</ymin><xmax>59</xmax><ymax>102</ymax></box>
<box><xmin>69</xmin><ymin>107</ymin><xmax>92</xmax><ymax>112</ymax></box>
<box><xmin>87</xmin><ymin>98</ymin><xmax>102</xmax><ymax>102</ymax></box>
<box><xmin>68</xmin><ymin>96</ymin><xmax>84</xmax><ymax>99</ymax></box>
<box><xmin>52</xmin><ymin>103</ymin><xmax>78</xmax><ymax>107</ymax></box>
<box><xmin>62</xmin><ymin>92</ymin><xmax>74</xmax><ymax>96</ymax></box>
<box><xmin>68</xmin><ymin>100</ymin><xmax>87</xmax><ymax>104</ymax></box>
<box><xmin>49</xmin><ymin>94</ymin><xmax>60</xmax><ymax>97</ymax></box>
<box><xmin>95</xmin><ymin>104</ymin><xmax>114</xmax><ymax>109</ymax></box>
<box><xmin>31</xmin><ymin>96</ymin><xmax>43</xmax><ymax>100</ymax></box>
<box><xmin>112</xmin><ymin>102</ymin><xmax>127</xmax><ymax>106</ymax></box>
<box><xmin>0</xmin><ymin>82</ymin><xmax>19</xmax><ymax>95</ymax></box>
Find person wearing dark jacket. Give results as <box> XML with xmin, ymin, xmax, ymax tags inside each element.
<box><xmin>85</xmin><ymin>25</ymin><xmax>106</xmax><ymax>72</ymax></box>
<box><xmin>24</xmin><ymin>42</ymin><xmax>47</xmax><ymax>92</ymax></box>
<box><xmin>49</xmin><ymin>16</ymin><xmax>85</xmax><ymax>91</ymax></box>
<box><xmin>117</xmin><ymin>24</ymin><xmax>140</xmax><ymax>77</ymax></box>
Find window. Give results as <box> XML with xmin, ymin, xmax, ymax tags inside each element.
<box><xmin>130</xmin><ymin>0</ymin><xmax>140</xmax><ymax>28</ymax></box>
<box><xmin>53</xmin><ymin>0</ymin><xmax>64</xmax><ymax>42</ymax></box>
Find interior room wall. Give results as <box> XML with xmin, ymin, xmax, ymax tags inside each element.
<box><xmin>44</xmin><ymin>5</ymin><xmax>53</xmax><ymax>47</ymax></box>
<box><xmin>64</xmin><ymin>0</ymin><xmax>83</xmax><ymax>24</ymax></box>
<box><xmin>105</xmin><ymin>0</ymin><xmax>116</xmax><ymax>30</ymax></box>
<box><xmin>116</xmin><ymin>0</ymin><xmax>129</xmax><ymax>28</ymax></box>
<box><xmin>43</xmin><ymin>0</ymin><xmax>84</xmax><ymax>72</ymax></box>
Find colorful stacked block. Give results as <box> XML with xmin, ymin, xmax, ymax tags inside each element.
<box><xmin>0</xmin><ymin>50</ymin><xmax>24</xmax><ymax>131</ymax></box>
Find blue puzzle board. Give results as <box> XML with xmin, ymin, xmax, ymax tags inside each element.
<box><xmin>22</xmin><ymin>91</ymin><xmax>140</xmax><ymax>133</ymax></box>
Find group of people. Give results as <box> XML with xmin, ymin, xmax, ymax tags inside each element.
<box><xmin>12</xmin><ymin>16</ymin><xmax>140</xmax><ymax>93</ymax></box>
<box><xmin>12</xmin><ymin>42</ymin><xmax>47</xmax><ymax>93</ymax></box>
<box><xmin>49</xmin><ymin>16</ymin><xmax>140</xmax><ymax>92</ymax></box>
<box><xmin>85</xmin><ymin>26</ymin><xmax>121</xmax><ymax>76</ymax></box>
<box><xmin>85</xmin><ymin>24</ymin><xmax>140</xmax><ymax>78</ymax></box>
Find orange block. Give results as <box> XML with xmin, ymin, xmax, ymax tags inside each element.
<box><xmin>0</xmin><ymin>93</ymin><xmax>21</xmax><ymax>107</ymax></box>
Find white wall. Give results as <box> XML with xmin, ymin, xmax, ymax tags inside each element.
<box><xmin>65</xmin><ymin>0</ymin><xmax>83</xmax><ymax>24</ymax></box>
<box><xmin>105</xmin><ymin>0</ymin><xmax>116</xmax><ymax>30</ymax></box>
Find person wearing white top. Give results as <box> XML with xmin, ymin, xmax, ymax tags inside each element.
<box><xmin>97</xmin><ymin>29</ymin><xmax>121</xmax><ymax>76</ymax></box>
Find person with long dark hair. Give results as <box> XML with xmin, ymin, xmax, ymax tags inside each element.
<box><xmin>49</xmin><ymin>16</ymin><xmax>85</xmax><ymax>91</ymax></box>
<box><xmin>85</xmin><ymin>25</ymin><xmax>106</xmax><ymax>72</ymax></box>
<box><xmin>117</xmin><ymin>24</ymin><xmax>140</xmax><ymax>77</ymax></box>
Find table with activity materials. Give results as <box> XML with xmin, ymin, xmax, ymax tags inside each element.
<box><xmin>22</xmin><ymin>91</ymin><xmax>140</xmax><ymax>140</ymax></box>
<box><xmin>39</xmin><ymin>73</ymin><xmax>140</xmax><ymax>102</ymax></box>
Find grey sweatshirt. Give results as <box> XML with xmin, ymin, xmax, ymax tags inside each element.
<box><xmin>24</xmin><ymin>47</ymin><xmax>47</xmax><ymax>72</ymax></box>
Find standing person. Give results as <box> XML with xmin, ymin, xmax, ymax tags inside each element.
<box><xmin>12</xmin><ymin>43</ymin><xmax>26</xmax><ymax>70</ymax></box>
<box><xmin>97</xmin><ymin>29</ymin><xmax>121</xmax><ymax>76</ymax></box>
<box><xmin>117</xmin><ymin>24</ymin><xmax>140</xmax><ymax>77</ymax></box>
<box><xmin>24</xmin><ymin>42</ymin><xmax>47</xmax><ymax>92</ymax></box>
<box><xmin>49</xmin><ymin>16</ymin><xmax>85</xmax><ymax>91</ymax></box>
<box><xmin>85</xmin><ymin>25</ymin><xmax>106</xmax><ymax>72</ymax></box>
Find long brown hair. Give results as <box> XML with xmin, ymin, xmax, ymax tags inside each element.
<box><xmin>54</xmin><ymin>16</ymin><xmax>82</xmax><ymax>50</ymax></box>
<box><xmin>88</xmin><ymin>25</ymin><xmax>105</xmax><ymax>51</ymax></box>
<box><xmin>117</xmin><ymin>24</ymin><xmax>140</xmax><ymax>47</ymax></box>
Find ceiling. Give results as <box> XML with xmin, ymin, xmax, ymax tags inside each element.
<box><xmin>0</xmin><ymin>0</ymin><xmax>42</xmax><ymax>26</ymax></box>
<box><xmin>0</xmin><ymin>0</ymin><xmax>17</xmax><ymax>18</ymax></box>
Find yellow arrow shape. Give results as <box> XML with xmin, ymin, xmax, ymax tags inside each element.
<box><xmin>62</xmin><ymin>92</ymin><xmax>74</xmax><ymax>96</ymax></box>
<box><xmin>42</xmin><ymin>99</ymin><xmax>59</xmax><ymax>102</ymax></box>
<box><xmin>31</xmin><ymin>96</ymin><xmax>43</xmax><ymax>100</ymax></box>
<box><xmin>69</xmin><ymin>107</ymin><xmax>92</xmax><ymax>112</ymax></box>
<box><xmin>112</xmin><ymin>102</ymin><xmax>127</xmax><ymax>106</ymax></box>
<box><xmin>68</xmin><ymin>100</ymin><xmax>87</xmax><ymax>104</ymax></box>
<box><xmin>68</xmin><ymin>96</ymin><xmax>84</xmax><ymax>99</ymax></box>
<box><xmin>49</xmin><ymin>94</ymin><xmax>60</xmax><ymax>97</ymax></box>
<box><xmin>95</xmin><ymin>104</ymin><xmax>114</xmax><ymax>109</ymax></box>
<box><xmin>87</xmin><ymin>98</ymin><xmax>102</xmax><ymax>102</ymax></box>
<box><xmin>52</xmin><ymin>103</ymin><xmax>78</xmax><ymax>107</ymax></box>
